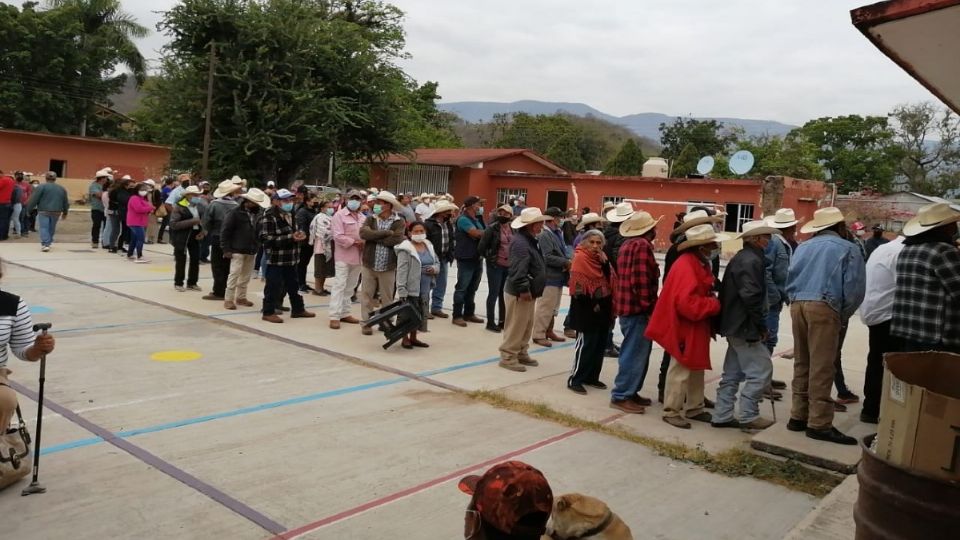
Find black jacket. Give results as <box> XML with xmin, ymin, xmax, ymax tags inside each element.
<box><xmin>719</xmin><ymin>243</ymin><xmax>768</xmax><ymax>341</ymax></box>
<box><xmin>425</xmin><ymin>216</ymin><xmax>456</xmax><ymax>263</ymax></box>
<box><xmin>169</xmin><ymin>203</ymin><xmax>204</xmax><ymax>247</ymax></box>
<box><xmin>220</xmin><ymin>206</ymin><xmax>260</xmax><ymax>255</ymax></box>
<box><xmin>295</xmin><ymin>206</ymin><xmax>316</xmax><ymax>234</ymax></box>
<box><xmin>478</xmin><ymin>219</ymin><xmax>509</xmax><ymax>266</ymax></box>
<box><xmin>505</xmin><ymin>229</ymin><xmax>546</xmax><ymax>298</ymax></box>
<box><xmin>602</xmin><ymin>224</ymin><xmax>626</xmax><ymax>269</ymax></box>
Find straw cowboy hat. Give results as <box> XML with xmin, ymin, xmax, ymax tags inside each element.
<box><xmin>764</xmin><ymin>208</ymin><xmax>799</xmax><ymax>229</ymax></box>
<box><xmin>602</xmin><ymin>201</ymin><xmax>616</xmax><ymax>213</ymax></box>
<box><xmin>620</xmin><ymin>211</ymin><xmax>662</xmax><ymax>238</ymax></box>
<box><xmin>431</xmin><ymin>200</ymin><xmax>458</xmax><ymax>215</ymax></box>
<box><xmin>800</xmin><ymin>207</ymin><xmax>846</xmax><ymax>234</ymax></box>
<box><xmin>512</xmin><ymin>207</ymin><xmax>554</xmax><ymax>230</ymax></box>
<box><xmin>95</xmin><ymin>168</ymin><xmax>113</xmax><ymax>179</ymax></box>
<box><xmin>902</xmin><ymin>202</ymin><xmax>960</xmax><ymax>237</ymax></box>
<box><xmin>373</xmin><ymin>190</ymin><xmax>401</xmax><ymax>208</ymax></box>
<box><xmin>182</xmin><ymin>185</ymin><xmax>202</xmax><ymax>196</ymax></box>
<box><xmin>229</xmin><ymin>175</ymin><xmax>245</xmax><ymax>186</ymax></box>
<box><xmin>213</xmin><ymin>179</ymin><xmax>242</xmax><ymax>198</ymax></box>
<box><xmin>678</xmin><ymin>223</ymin><xmax>731</xmax><ymax>251</ymax></box>
<box><xmin>671</xmin><ymin>209</ymin><xmax>726</xmax><ymax>239</ymax></box>
<box><xmin>142</xmin><ymin>179</ymin><xmax>157</xmax><ymax>189</ymax></box>
<box><xmin>241</xmin><ymin>188</ymin><xmax>271</xmax><ymax>209</ymax></box>
<box><xmin>605</xmin><ymin>201</ymin><xmax>635</xmax><ymax>223</ymax></box>
<box><xmin>737</xmin><ymin>220</ymin><xmax>780</xmax><ymax>239</ymax></box>
<box><xmin>576</xmin><ymin>212</ymin><xmax>604</xmax><ymax>231</ymax></box>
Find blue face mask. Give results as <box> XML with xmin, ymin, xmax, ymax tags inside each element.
<box><xmin>281</xmin><ymin>202</ymin><xmax>294</xmax><ymax>213</ymax></box>
<box><xmin>477</xmin><ymin>206</ymin><xmax>485</xmax><ymax>216</ymax></box>
<box><xmin>373</xmin><ymin>204</ymin><xmax>383</xmax><ymax>215</ymax></box>
<box><xmin>325</xmin><ymin>208</ymin><xmax>335</xmax><ymax>216</ymax></box>
<box><xmin>347</xmin><ymin>200</ymin><xmax>361</xmax><ymax>212</ymax></box>
<box><xmin>188</xmin><ymin>197</ymin><xmax>199</xmax><ymax>206</ymax></box>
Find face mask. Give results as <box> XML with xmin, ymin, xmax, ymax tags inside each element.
<box><xmin>497</xmin><ymin>215</ymin><xmax>511</xmax><ymax>224</ymax></box>
<box><xmin>347</xmin><ymin>200</ymin><xmax>361</xmax><ymax>212</ymax></box>
<box><xmin>477</xmin><ymin>206</ymin><xmax>485</xmax><ymax>216</ymax></box>
<box><xmin>188</xmin><ymin>198</ymin><xmax>199</xmax><ymax>206</ymax></box>
<box><xmin>373</xmin><ymin>204</ymin><xmax>383</xmax><ymax>215</ymax></box>
<box><xmin>138</xmin><ymin>190</ymin><xmax>148</xmax><ymax>197</ymax></box>
<box><xmin>411</xmin><ymin>233</ymin><xmax>427</xmax><ymax>243</ymax></box>
<box><xmin>281</xmin><ymin>202</ymin><xmax>294</xmax><ymax>212</ymax></box>
<box><xmin>710</xmin><ymin>248</ymin><xmax>721</xmax><ymax>260</ymax></box>
<box><xmin>325</xmin><ymin>208</ymin><xmax>335</xmax><ymax>216</ymax></box>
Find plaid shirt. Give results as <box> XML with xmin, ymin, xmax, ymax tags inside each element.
<box><xmin>614</xmin><ymin>237</ymin><xmax>660</xmax><ymax>317</ymax></box>
<box><xmin>891</xmin><ymin>239</ymin><xmax>960</xmax><ymax>347</ymax></box>
<box><xmin>259</xmin><ymin>207</ymin><xmax>299</xmax><ymax>266</ymax></box>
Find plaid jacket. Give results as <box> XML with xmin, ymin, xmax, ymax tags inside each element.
<box><xmin>614</xmin><ymin>237</ymin><xmax>660</xmax><ymax>317</ymax></box>
<box><xmin>891</xmin><ymin>239</ymin><xmax>960</xmax><ymax>347</ymax></box>
<box><xmin>259</xmin><ymin>207</ymin><xmax>299</xmax><ymax>266</ymax></box>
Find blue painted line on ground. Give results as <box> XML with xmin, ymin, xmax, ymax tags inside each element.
<box><xmin>55</xmin><ymin>317</ymin><xmax>189</xmax><ymax>334</ymax></box>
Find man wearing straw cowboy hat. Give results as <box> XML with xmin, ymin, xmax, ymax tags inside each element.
<box><xmin>221</xmin><ymin>188</ymin><xmax>271</xmax><ymax>310</ymax></box>
<box><xmin>785</xmin><ymin>207</ymin><xmax>864</xmax><ymax>445</ymax></box>
<box><xmin>890</xmin><ymin>202</ymin><xmax>960</xmax><ymax>354</ymax></box>
<box><xmin>713</xmin><ymin>220</ymin><xmax>781</xmax><ymax>433</ymax></box>
<box><xmin>358</xmin><ymin>190</ymin><xmax>406</xmax><ymax>334</ymax></box>
<box><xmin>647</xmin><ymin>223</ymin><xmax>725</xmax><ymax>429</ymax></box>
<box><xmin>609</xmin><ymin>210</ymin><xmax>661</xmax><ymax>414</ymax></box>
<box><xmin>201</xmin><ymin>179</ymin><xmax>243</xmax><ymax>301</ymax></box>
<box><xmin>499</xmin><ymin>207</ymin><xmax>552</xmax><ymax>372</ymax></box>
<box><xmin>531</xmin><ymin>207</ymin><xmax>571</xmax><ymax>347</ymax></box>
<box><xmin>600</xmin><ymin>201</ymin><xmax>636</xmax><ymax>358</ymax></box>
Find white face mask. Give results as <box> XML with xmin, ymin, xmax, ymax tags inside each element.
<box><xmin>411</xmin><ymin>233</ymin><xmax>427</xmax><ymax>243</ymax></box>
<box><xmin>138</xmin><ymin>190</ymin><xmax>148</xmax><ymax>197</ymax></box>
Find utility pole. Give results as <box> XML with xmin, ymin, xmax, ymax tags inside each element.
<box><xmin>200</xmin><ymin>42</ymin><xmax>217</xmax><ymax>181</ymax></box>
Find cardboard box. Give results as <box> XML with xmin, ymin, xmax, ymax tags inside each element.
<box><xmin>876</xmin><ymin>352</ymin><xmax>960</xmax><ymax>481</ymax></box>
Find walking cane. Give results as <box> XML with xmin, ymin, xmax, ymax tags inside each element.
<box><xmin>22</xmin><ymin>322</ymin><xmax>52</xmax><ymax>496</ymax></box>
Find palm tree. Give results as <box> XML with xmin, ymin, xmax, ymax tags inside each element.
<box><xmin>46</xmin><ymin>0</ymin><xmax>149</xmax><ymax>85</ymax></box>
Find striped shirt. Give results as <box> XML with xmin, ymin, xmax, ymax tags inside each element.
<box><xmin>1</xmin><ymin>291</ymin><xmax>35</xmax><ymax>368</ymax></box>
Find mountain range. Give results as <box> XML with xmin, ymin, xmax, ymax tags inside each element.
<box><xmin>438</xmin><ymin>100</ymin><xmax>796</xmax><ymax>142</ymax></box>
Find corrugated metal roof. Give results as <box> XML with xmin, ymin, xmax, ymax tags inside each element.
<box><xmin>378</xmin><ymin>149</ymin><xmax>566</xmax><ymax>173</ymax></box>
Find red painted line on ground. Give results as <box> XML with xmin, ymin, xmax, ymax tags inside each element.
<box><xmin>273</xmin><ymin>413</ymin><xmax>624</xmax><ymax>540</ymax></box>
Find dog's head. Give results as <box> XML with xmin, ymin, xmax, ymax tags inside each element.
<box><xmin>547</xmin><ymin>493</ymin><xmax>611</xmax><ymax>537</ymax></box>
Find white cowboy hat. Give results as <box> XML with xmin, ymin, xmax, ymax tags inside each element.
<box><xmin>620</xmin><ymin>211</ymin><xmax>662</xmax><ymax>237</ymax></box>
<box><xmin>182</xmin><ymin>185</ymin><xmax>202</xmax><ymax>196</ymax></box>
<box><xmin>431</xmin><ymin>200</ymin><xmax>458</xmax><ymax>215</ymax></box>
<box><xmin>671</xmin><ymin>209</ymin><xmax>726</xmax><ymax>239</ymax></box>
<box><xmin>241</xmin><ymin>188</ymin><xmax>271</xmax><ymax>209</ymax></box>
<box><xmin>511</xmin><ymin>207</ymin><xmax>554</xmax><ymax>230</ymax></box>
<box><xmin>902</xmin><ymin>202</ymin><xmax>960</xmax><ymax>237</ymax></box>
<box><xmin>143</xmin><ymin>179</ymin><xmax>157</xmax><ymax>188</ymax></box>
<box><xmin>229</xmin><ymin>175</ymin><xmax>245</xmax><ymax>185</ymax></box>
<box><xmin>374</xmin><ymin>190</ymin><xmax>401</xmax><ymax>208</ymax></box>
<box><xmin>737</xmin><ymin>220</ymin><xmax>781</xmax><ymax>239</ymax></box>
<box><xmin>678</xmin><ymin>223</ymin><xmax>732</xmax><ymax>251</ymax></box>
<box><xmin>95</xmin><ymin>168</ymin><xmax>113</xmax><ymax>179</ymax></box>
<box><xmin>576</xmin><ymin>212</ymin><xmax>604</xmax><ymax>231</ymax></box>
<box><xmin>605</xmin><ymin>202</ymin><xmax>635</xmax><ymax>223</ymax></box>
<box><xmin>213</xmin><ymin>179</ymin><xmax>242</xmax><ymax>198</ymax></box>
<box><xmin>602</xmin><ymin>202</ymin><xmax>616</xmax><ymax>212</ymax></box>
<box><xmin>800</xmin><ymin>207</ymin><xmax>846</xmax><ymax>234</ymax></box>
<box><xmin>764</xmin><ymin>208</ymin><xmax>800</xmax><ymax>229</ymax></box>
<box><xmin>120</xmin><ymin>174</ymin><xmax>132</xmax><ymax>181</ymax></box>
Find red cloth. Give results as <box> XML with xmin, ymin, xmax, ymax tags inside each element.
<box><xmin>645</xmin><ymin>251</ymin><xmax>721</xmax><ymax>371</ymax></box>
<box><xmin>0</xmin><ymin>176</ymin><xmax>13</xmax><ymax>204</ymax></box>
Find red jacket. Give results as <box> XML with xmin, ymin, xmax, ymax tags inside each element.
<box><xmin>645</xmin><ymin>251</ymin><xmax>721</xmax><ymax>371</ymax></box>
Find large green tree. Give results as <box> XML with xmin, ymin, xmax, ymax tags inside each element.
<box><xmin>889</xmin><ymin>102</ymin><xmax>960</xmax><ymax>195</ymax></box>
<box><xmin>733</xmin><ymin>132</ymin><xmax>825</xmax><ymax>179</ymax></box>
<box><xmin>135</xmin><ymin>0</ymin><xmax>441</xmax><ymax>183</ymax></box>
<box><xmin>658</xmin><ymin>117</ymin><xmax>733</xmax><ymax>163</ymax></box>
<box><xmin>545</xmin><ymin>133</ymin><xmax>586</xmax><ymax>172</ymax></box>
<box><xmin>795</xmin><ymin>115</ymin><xmax>900</xmax><ymax>193</ymax></box>
<box><xmin>604</xmin><ymin>138</ymin><xmax>646</xmax><ymax>175</ymax></box>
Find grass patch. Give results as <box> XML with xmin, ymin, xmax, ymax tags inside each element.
<box><xmin>469</xmin><ymin>389</ymin><xmax>842</xmax><ymax>497</ymax></box>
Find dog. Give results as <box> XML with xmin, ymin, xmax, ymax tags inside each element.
<box><xmin>544</xmin><ymin>493</ymin><xmax>633</xmax><ymax>540</ymax></box>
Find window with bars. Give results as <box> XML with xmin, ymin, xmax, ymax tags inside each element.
<box><xmin>496</xmin><ymin>188</ymin><xmax>528</xmax><ymax>205</ymax></box>
<box><xmin>387</xmin><ymin>165</ymin><xmax>451</xmax><ymax>196</ymax></box>
<box><xmin>602</xmin><ymin>195</ymin><xmax>625</xmax><ymax>206</ymax></box>
<box><xmin>724</xmin><ymin>203</ymin><xmax>755</xmax><ymax>233</ymax></box>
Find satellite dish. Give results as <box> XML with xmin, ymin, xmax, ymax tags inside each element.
<box><xmin>729</xmin><ymin>150</ymin><xmax>755</xmax><ymax>175</ymax></box>
<box><xmin>696</xmin><ymin>156</ymin><xmax>715</xmax><ymax>175</ymax></box>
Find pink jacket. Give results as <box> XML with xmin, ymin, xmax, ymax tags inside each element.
<box><xmin>126</xmin><ymin>195</ymin><xmax>154</xmax><ymax>227</ymax></box>
<box><xmin>331</xmin><ymin>207</ymin><xmax>363</xmax><ymax>265</ymax></box>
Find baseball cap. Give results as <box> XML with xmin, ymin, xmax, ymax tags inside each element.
<box><xmin>458</xmin><ymin>461</ymin><xmax>553</xmax><ymax>536</ymax></box>
<box><xmin>463</xmin><ymin>195</ymin><xmax>482</xmax><ymax>208</ymax></box>
<box><xmin>544</xmin><ymin>207</ymin><xmax>564</xmax><ymax>218</ymax></box>
<box><xmin>272</xmin><ymin>188</ymin><xmax>295</xmax><ymax>200</ymax></box>
<box><xmin>872</xmin><ymin>224</ymin><xmax>884</xmax><ymax>232</ymax></box>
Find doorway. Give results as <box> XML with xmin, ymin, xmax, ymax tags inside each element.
<box><xmin>49</xmin><ymin>159</ymin><xmax>67</xmax><ymax>178</ymax></box>
<box><xmin>724</xmin><ymin>203</ymin><xmax>755</xmax><ymax>233</ymax></box>
<box><xmin>546</xmin><ymin>190</ymin><xmax>569</xmax><ymax>211</ymax></box>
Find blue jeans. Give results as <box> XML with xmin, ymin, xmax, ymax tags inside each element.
<box><xmin>431</xmin><ymin>262</ymin><xmax>449</xmax><ymax>312</ymax></box>
<box><xmin>38</xmin><ymin>213</ymin><xmax>60</xmax><ymax>247</ymax></box>
<box><xmin>611</xmin><ymin>314</ymin><xmax>653</xmax><ymax>401</ymax></box>
<box><xmin>714</xmin><ymin>337</ymin><xmax>773</xmax><ymax>423</ymax></box>
<box><xmin>453</xmin><ymin>258</ymin><xmax>483</xmax><ymax>318</ymax></box>
<box><xmin>485</xmin><ymin>262</ymin><xmax>508</xmax><ymax>325</ymax></box>
<box><xmin>764</xmin><ymin>303</ymin><xmax>782</xmax><ymax>353</ymax></box>
<box><xmin>127</xmin><ymin>226</ymin><xmax>146</xmax><ymax>258</ymax></box>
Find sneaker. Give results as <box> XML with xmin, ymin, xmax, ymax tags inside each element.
<box><xmin>610</xmin><ymin>399</ymin><xmax>645</xmax><ymax>414</ymax></box>
<box><xmin>836</xmin><ymin>392</ymin><xmax>860</xmax><ymax>404</ymax></box>
<box><xmin>806</xmin><ymin>426</ymin><xmax>857</xmax><ymax>445</ymax></box>
<box><xmin>786</xmin><ymin>418</ymin><xmax>808</xmax><ymax>432</ymax></box>
<box><xmin>41</xmin><ymin>246</ymin><xmax>50</xmax><ymax>252</ymax></box>
<box><xmin>711</xmin><ymin>419</ymin><xmax>740</xmax><ymax>429</ymax></box>
<box><xmin>518</xmin><ymin>357</ymin><xmax>539</xmax><ymax>367</ymax></box>
<box><xmin>688</xmin><ymin>411</ymin><xmax>713</xmax><ymax>423</ymax></box>
<box><xmin>291</xmin><ymin>310</ymin><xmax>316</xmax><ymax>318</ymax></box>
<box><xmin>224</xmin><ymin>301</ymin><xmax>237</xmax><ymax>310</ymax></box>
<box><xmin>859</xmin><ymin>412</ymin><xmax>879</xmax><ymax>424</ymax></box>
<box><xmin>499</xmin><ymin>361</ymin><xmax>526</xmax><ymax>372</ymax></box>
<box><xmin>134</xmin><ymin>259</ymin><xmax>150</xmax><ymax>264</ymax></box>
<box><xmin>740</xmin><ymin>417</ymin><xmax>776</xmax><ymax>432</ymax></box>
<box><xmin>663</xmin><ymin>416</ymin><xmax>691</xmax><ymax>429</ymax></box>
<box><xmin>568</xmin><ymin>384</ymin><xmax>587</xmax><ymax>395</ymax></box>
<box><xmin>186</xmin><ymin>285</ymin><xmax>202</xmax><ymax>291</ymax></box>
<box><xmin>262</xmin><ymin>314</ymin><xmax>284</xmax><ymax>324</ymax></box>
<box><xmin>585</xmin><ymin>381</ymin><xmax>607</xmax><ymax>390</ymax></box>
<box><xmin>174</xmin><ymin>285</ymin><xmax>186</xmax><ymax>292</ymax></box>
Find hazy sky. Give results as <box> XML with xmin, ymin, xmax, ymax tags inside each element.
<box><xmin>118</xmin><ymin>0</ymin><xmax>933</xmax><ymax>124</ymax></box>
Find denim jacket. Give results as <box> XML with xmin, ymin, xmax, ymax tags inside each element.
<box><xmin>785</xmin><ymin>231</ymin><xmax>866</xmax><ymax>320</ymax></box>
<box><xmin>764</xmin><ymin>235</ymin><xmax>791</xmax><ymax>308</ymax></box>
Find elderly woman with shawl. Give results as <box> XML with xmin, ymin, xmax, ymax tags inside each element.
<box><xmin>566</xmin><ymin>229</ymin><xmax>617</xmax><ymax>394</ymax></box>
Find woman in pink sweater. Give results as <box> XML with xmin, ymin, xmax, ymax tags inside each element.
<box><xmin>126</xmin><ymin>182</ymin><xmax>155</xmax><ymax>263</ymax></box>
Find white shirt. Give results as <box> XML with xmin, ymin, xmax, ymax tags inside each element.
<box><xmin>415</xmin><ymin>202</ymin><xmax>433</xmax><ymax>220</ymax></box>
<box><xmin>859</xmin><ymin>236</ymin><xmax>905</xmax><ymax>326</ymax></box>
<box><xmin>1</xmin><ymin>296</ymin><xmax>35</xmax><ymax>368</ymax></box>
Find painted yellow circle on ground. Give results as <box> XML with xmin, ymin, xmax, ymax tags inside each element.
<box><xmin>150</xmin><ymin>350</ymin><xmax>203</xmax><ymax>362</ymax></box>
<box><xmin>147</xmin><ymin>266</ymin><xmax>174</xmax><ymax>273</ymax></box>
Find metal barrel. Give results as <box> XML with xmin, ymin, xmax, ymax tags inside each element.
<box><xmin>855</xmin><ymin>435</ymin><xmax>960</xmax><ymax>539</ymax></box>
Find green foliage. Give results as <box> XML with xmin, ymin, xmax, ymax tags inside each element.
<box><xmin>733</xmin><ymin>133</ymin><xmax>825</xmax><ymax>180</ymax></box>
<box><xmin>671</xmin><ymin>143</ymin><xmax>699</xmax><ymax>177</ymax></box>
<box><xmin>889</xmin><ymin>102</ymin><xmax>960</xmax><ymax>195</ymax></box>
<box><xmin>0</xmin><ymin>0</ymin><xmax>146</xmax><ymax>136</ymax></box>
<box><xmin>658</xmin><ymin>117</ymin><xmax>734</xmax><ymax>162</ymax></box>
<box><xmin>795</xmin><ymin>115</ymin><xmax>899</xmax><ymax>192</ymax></box>
<box><xmin>604</xmin><ymin>138</ymin><xmax>646</xmax><ymax>175</ymax></box>
<box><xmin>545</xmin><ymin>133</ymin><xmax>586</xmax><ymax>172</ymax></box>
<box><xmin>399</xmin><ymin>81</ymin><xmax>463</xmax><ymax>149</ymax></box>
<box><xmin>134</xmin><ymin>0</ymin><xmax>444</xmax><ymax>183</ymax></box>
